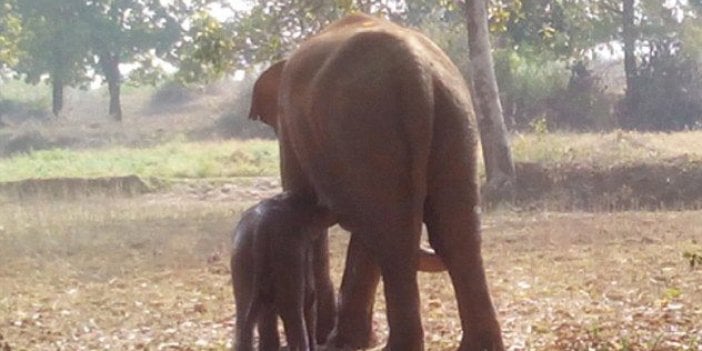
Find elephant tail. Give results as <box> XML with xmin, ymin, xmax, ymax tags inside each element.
<box><xmin>417</xmin><ymin>246</ymin><xmax>447</xmax><ymax>272</ymax></box>
<box><xmin>397</xmin><ymin>48</ymin><xmax>435</xmax><ymax>216</ymax></box>
<box><xmin>242</xmin><ymin>286</ymin><xmax>262</xmax><ymax>334</ymax></box>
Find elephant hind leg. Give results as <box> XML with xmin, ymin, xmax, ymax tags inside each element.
<box><xmin>424</xmin><ymin>193</ymin><xmax>504</xmax><ymax>351</ymax></box>
<box><xmin>234</xmin><ymin>304</ymin><xmax>255</xmax><ymax>351</ymax></box>
<box><xmin>365</xmin><ymin>215</ymin><xmax>425</xmax><ymax>351</ymax></box>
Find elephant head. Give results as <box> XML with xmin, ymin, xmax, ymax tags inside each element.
<box><xmin>248</xmin><ymin>60</ymin><xmax>286</xmax><ymax>131</ymax></box>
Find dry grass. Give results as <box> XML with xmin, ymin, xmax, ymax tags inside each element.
<box><xmin>1</xmin><ymin>193</ymin><xmax>700</xmax><ymax>350</ymax></box>
<box><xmin>511</xmin><ymin>130</ymin><xmax>702</xmax><ymax>167</ymax></box>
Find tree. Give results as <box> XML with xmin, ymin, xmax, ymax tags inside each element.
<box><xmin>620</xmin><ymin>1</ymin><xmax>702</xmax><ymax>130</ymax></box>
<box><xmin>15</xmin><ymin>0</ymin><xmax>92</xmax><ymax>116</ymax></box>
<box><xmin>81</xmin><ymin>0</ymin><xmax>184</xmax><ymax>121</ymax></box>
<box><xmin>175</xmin><ymin>11</ymin><xmax>238</xmax><ymax>83</ymax></box>
<box><xmin>183</xmin><ymin>0</ymin><xmax>402</xmax><ymax>76</ymax></box>
<box><xmin>0</xmin><ymin>0</ymin><xmax>22</xmax><ymax>71</ymax></box>
<box><xmin>621</xmin><ymin>0</ymin><xmax>636</xmax><ymax>116</ymax></box>
<box><xmin>464</xmin><ymin>0</ymin><xmax>515</xmax><ymax>203</ymax></box>
<box><xmin>11</xmin><ymin>0</ymin><xmax>213</xmax><ymax>120</ymax></box>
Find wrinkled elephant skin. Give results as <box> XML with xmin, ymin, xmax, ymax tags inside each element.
<box><xmin>249</xmin><ymin>13</ymin><xmax>504</xmax><ymax>351</ymax></box>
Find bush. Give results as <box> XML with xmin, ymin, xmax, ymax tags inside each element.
<box><xmin>494</xmin><ymin>49</ymin><xmax>569</xmax><ymax>129</ymax></box>
<box><xmin>147</xmin><ymin>80</ymin><xmax>198</xmax><ymax>113</ymax></box>
<box><xmin>550</xmin><ymin>61</ymin><xmax>616</xmax><ymax>131</ymax></box>
<box><xmin>4</xmin><ymin>131</ymin><xmax>50</xmax><ymax>155</ymax></box>
<box><xmin>213</xmin><ymin>76</ymin><xmax>275</xmax><ymax>139</ymax></box>
<box><xmin>619</xmin><ymin>40</ymin><xmax>702</xmax><ymax>131</ymax></box>
<box><xmin>0</xmin><ymin>98</ymin><xmax>50</xmax><ymax>125</ymax></box>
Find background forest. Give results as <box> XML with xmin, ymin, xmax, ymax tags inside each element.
<box><xmin>1</xmin><ymin>0</ymin><xmax>702</xmax><ymax>133</ymax></box>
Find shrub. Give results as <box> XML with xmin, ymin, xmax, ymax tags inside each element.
<box><xmin>3</xmin><ymin>131</ymin><xmax>52</xmax><ymax>156</ymax></box>
<box><xmin>619</xmin><ymin>40</ymin><xmax>702</xmax><ymax>131</ymax></box>
<box><xmin>550</xmin><ymin>61</ymin><xmax>615</xmax><ymax>131</ymax></box>
<box><xmin>213</xmin><ymin>76</ymin><xmax>275</xmax><ymax>139</ymax></box>
<box><xmin>494</xmin><ymin>49</ymin><xmax>569</xmax><ymax>129</ymax></box>
<box><xmin>147</xmin><ymin>80</ymin><xmax>198</xmax><ymax>113</ymax></box>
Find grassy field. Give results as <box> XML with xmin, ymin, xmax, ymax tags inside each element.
<box><xmin>0</xmin><ymin>195</ymin><xmax>700</xmax><ymax>350</ymax></box>
<box><xmin>1</xmin><ymin>130</ymin><xmax>702</xmax><ymax>183</ymax></box>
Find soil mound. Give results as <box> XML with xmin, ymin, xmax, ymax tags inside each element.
<box><xmin>515</xmin><ymin>159</ymin><xmax>702</xmax><ymax>210</ymax></box>
<box><xmin>0</xmin><ymin>175</ymin><xmax>152</xmax><ymax>200</ymax></box>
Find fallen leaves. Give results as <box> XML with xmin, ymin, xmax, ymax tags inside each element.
<box><xmin>1</xmin><ymin>202</ymin><xmax>701</xmax><ymax>350</ymax></box>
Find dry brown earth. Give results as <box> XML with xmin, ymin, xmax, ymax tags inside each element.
<box><xmin>1</xmin><ymin>188</ymin><xmax>700</xmax><ymax>350</ymax></box>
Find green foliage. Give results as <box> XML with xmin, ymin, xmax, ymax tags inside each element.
<box><xmin>0</xmin><ymin>78</ymin><xmax>48</xmax><ymax>104</ymax></box>
<box><xmin>226</xmin><ymin>0</ymin><xmax>362</xmax><ymax>67</ymax></box>
<box><xmin>14</xmin><ymin>0</ymin><xmax>92</xmax><ymax>88</ymax></box>
<box><xmin>662</xmin><ymin>287</ymin><xmax>682</xmax><ymax>300</ymax></box>
<box><xmin>495</xmin><ymin>0</ymin><xmax>618</xmax><ymax>59</ymax></box>
<box><xmin>0</xmin><ymin>0</ymin><xmax>22</xmax><ymax>69</ymax></box>
<box><xmin>494</xmin><ymin>48</ymin><xmax>569</xmax><ymax>128</ymax></box>
<box><xmin>551</xmin><ymin>61</ymin><xmax>613</xmax><ymax>130</ymax></box>
<box><xmin>621</xmin><ymin>43</ymin><xmax>702</xmax><ymax>131</ymax></box>
<box><xmin>81</xmin><ymin>0</ymin><xmax>185</xmax><ymax>81</ymax></box>
<box><xmin>176</xmin><ymin>11</ymin><xmax>237</xmax><ymax>83</ymax></box>
<box><xmin>618</xmin><ymin>3</ymin><xmax>702</xmax><ymax>131</ymax></box>
<box><xmin>201</xmin><ymin>0</ymin><xmax>462</xmax><ymax>71</ymax></box>
<box><xmin>3</xmin><ymin>0</ymin><xmax>218</xmax><ymax>117</ymax></box>
<box><xmin>401</xmin><ymin>1</ymin><xmax>468</xmax><ymax>72</ymax></box>
<box><xmin>529</xmin><ymin>116</ymin><xmax>549</xmax><ymax>136</ymax></box>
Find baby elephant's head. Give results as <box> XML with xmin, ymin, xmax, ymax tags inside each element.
<box><xmin>279</xmin><ymin>192</ymin><xmax>337</xmax><ymax>240</ymax></box>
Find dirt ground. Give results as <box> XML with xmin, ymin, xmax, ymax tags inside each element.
<box><xmin>0</xmin><ymin>186</ymin><xmax>701</xmax><ymax>350</ymax></box>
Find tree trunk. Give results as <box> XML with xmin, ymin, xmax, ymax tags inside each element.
<box><xmin>464</xmin><ymin>0</ymin><xmax>516</xmax><ymax>205</ymax></box>
<box><xmin>51</xmin><ymin>75</ymin><xmax>64</xmax><ymax>117</ymax></box>
<box><xmin>100</xmin><ymin>52</ymin><xmax>122</xmax><ymax>121</ymax></box>
<box><xmin>622</xmin><ymin>0</ymin><xmax>637</xmax><ymax>125</ymax></box>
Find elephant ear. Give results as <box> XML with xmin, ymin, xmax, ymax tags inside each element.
<box><xmin>248</xmin><ymin>60</ymin><xmax>286</xmax><ymax>130</ymax></box>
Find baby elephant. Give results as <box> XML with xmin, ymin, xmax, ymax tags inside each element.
<box><xmin>231</xmin><ymin>192</ymin><xmax>334</xmax><ymax>351</ymax></box>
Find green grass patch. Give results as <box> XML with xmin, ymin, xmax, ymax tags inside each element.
<box><xmin>0</xmin><ymin>139</ymin><xmax>279</xmax><ymax>182</ymax></box>
<box><xmin>0</xmin><ymin>79</ymin><xmax>49</xmax><ymax>103</ymax></box>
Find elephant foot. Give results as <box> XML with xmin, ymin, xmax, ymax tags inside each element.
<box><xmin>317</xmin><ymin>344</ymin><xmax>356</xmax><ymax>351</ymax></box>
<box><xmin>458</xmin><ymin>330</ymin><xmax>505</xmax><ymax>351</ymax></box>
<box><xmin>324</xmin><ymin>327</ymin><xmax>378</xmax><ymax>351</ymax></box>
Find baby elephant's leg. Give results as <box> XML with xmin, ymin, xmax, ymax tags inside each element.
<box><xmin>276</xmin><ymin>260</ymin><xmax>311</xmax><ymax>351</ymax></box>
<box><xmin>258</xmin><ymin>305</ymin><xmax>280</xmax><ymax>351</ymax></box>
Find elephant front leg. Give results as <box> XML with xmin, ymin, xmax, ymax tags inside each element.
<box><xmin>326</xmin><ymin>233</ymin><xmax>381</xmax><ymax>350</ymax></box>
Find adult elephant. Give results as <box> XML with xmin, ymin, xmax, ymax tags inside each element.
<box><xmin>249</xmin><ymin>13</ymin><xmax>504</xmax><ymax>351</ymax></box>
